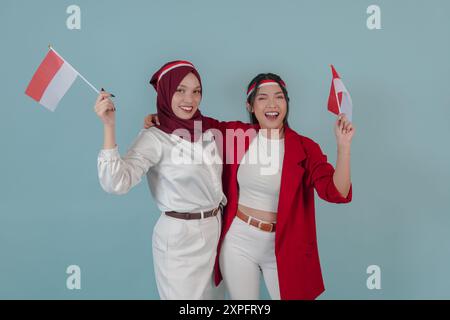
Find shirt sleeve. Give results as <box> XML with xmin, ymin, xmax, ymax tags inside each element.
<box><xmin>305</xmin><ymin>141</ymin><xmax>353</xmax><ymax>204</ymax></box>
<box><xmin>97</xmin><ymin>129</ymin><xmax>163</xmax><ymax>195</ymax></box>
<box><xmin>203</xmin><ymin>116</ymin><xmax>228</xmax><ymax>134</ymax></box>
<box><xmin>203</xmin><ymin>116</ymin><xmax>251</xmax><ymax>133</ymax></box>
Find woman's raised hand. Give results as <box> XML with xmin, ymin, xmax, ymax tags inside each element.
<box><xmin>334</xmin><ymin>113</ymin><xmax>355</xmax><ymax>147</ymax></box>
<box><xmin>94</xmin><ymin>89</ymin><xmax>116</xmax><ymax>126</ymax></box>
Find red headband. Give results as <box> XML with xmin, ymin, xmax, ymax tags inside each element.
<box><xmin>151</xmin><ymin>60</ymin><xmax>196</xmax><ymax>90</ymax></box>
<box><xmin>247</xmin><ymin>79</ymin><xmax>286</xmax><ymax>98</ymax></box>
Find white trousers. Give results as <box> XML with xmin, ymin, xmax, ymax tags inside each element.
<box><xmin>219</xmin><ymin>217</ymin><xmax>280</xmax><ymax>300</ymax></box>
<box><xmin>152</xmin><ymin>211</ymin><xmax>224</xmax><ymax>300</ymax></box>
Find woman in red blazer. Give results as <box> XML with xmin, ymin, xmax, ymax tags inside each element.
<box><xmin>214</xmin><ymin>73</ymin><xmax>354</xmax><ymax>300</ymax></box>
<box><xmin>144</xmin><ymin>72</ymin><xmax>354</xmax><ymax>300</ymax></box>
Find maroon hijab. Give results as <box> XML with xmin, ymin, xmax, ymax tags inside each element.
<box><xmin>149</xmin><ymin>60</ymin><xmax>211</xmax><ymax>142</ymax></box>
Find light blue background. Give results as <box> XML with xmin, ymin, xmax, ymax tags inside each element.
<box><xmin>1</xmin><ymin>0</ymin><xmax>449</xmax><ymax>299</ymax></box>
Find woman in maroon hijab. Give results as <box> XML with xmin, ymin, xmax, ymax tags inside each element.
<box><xmin>94</xmin><ymin>61</ymin><xmax>226</xmax><ymax>300</ymax></box>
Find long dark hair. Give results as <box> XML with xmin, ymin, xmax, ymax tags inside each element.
<box><xmin>246</xmin><ymin>73</ymin><xmax>290</xmax><ymax>125</ymax></box>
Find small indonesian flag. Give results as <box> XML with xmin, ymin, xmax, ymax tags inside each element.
<box><xmin>25</xmin><ymin>48</ymin><xmax>78</xmax><ymax>111</ymax></box>
<box><xmin>327</xmin><ymin>65</ymin><xmax>353</xmax><ymax>122</ymax></box>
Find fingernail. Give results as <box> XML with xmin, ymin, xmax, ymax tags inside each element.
<box><xmin>101</xmin><ymin>88</ymin><xmax>105</xmax><ymax>92</ymax></box>
<box><xmin>111</xmin><ymin>94</ymin><xmax>116</xmax><ymax>98</ymax></box>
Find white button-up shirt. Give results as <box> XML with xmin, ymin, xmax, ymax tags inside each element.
<box><xmin>97</xmin><ymin>127</ymin><xmax>226</xmax><ymax>213</ymax></box>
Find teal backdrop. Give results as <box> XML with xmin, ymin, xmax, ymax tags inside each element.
<box><xmin>1</xmin><ymin>0</ymin><xmax>449</xmax><ymax>299</ymax></box>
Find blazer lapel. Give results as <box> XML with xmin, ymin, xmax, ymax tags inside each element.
<box><xmin>276</xmin><ymin>126</ymin><xmax>307</xmax><ymax>233</ymax></box>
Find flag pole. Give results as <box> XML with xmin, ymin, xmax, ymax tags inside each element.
<box><xmin>334</xmin><ymin>87</ymin><xmax>341</xmax><ymax>115</ymax></box>
<box><xmin>48</xmin><ymin>44</ymin><xmax>100</xmax><ymax>94</ymax></box>
<box><xmin>330</xmin><ymin>65</ymin><xmax>341</xmax><ymax>115</ymax></box>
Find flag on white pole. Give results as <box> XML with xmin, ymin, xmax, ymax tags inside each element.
<box><xmin>327</xmin><ymin>64</ymin><xmax>353</xmax><ymax>122</ymax></box>
<box><xmin>25</xmin><ymin>47</ymin><xmax>99</xmax><ymax>111</ymax></box>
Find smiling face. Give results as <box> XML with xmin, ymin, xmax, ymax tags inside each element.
<box><xmin>247</xmin><ymin>84</ymin><xmax>288</xmax><ymax>131</ymax></box>
<box><xmin>171</xmin><ymin>72</ymin><xmax>202</xmax><ymax>120</ymax></box>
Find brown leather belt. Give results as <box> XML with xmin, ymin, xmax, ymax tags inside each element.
<box><xmin>165</xmin><ymin>206</ymin><xmax>221</xmax><ymax>220</ymax></box>
<box><xmin>236</xmin><ymin>209</ymin><xmax>276</xmax><ymax>232</ymax></box>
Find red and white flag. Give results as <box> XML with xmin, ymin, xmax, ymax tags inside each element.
<box><xmin>25</xmin><ymin>47</ymin><xmax>98</xmax><ymax>111</ymax></box>
<box><xmin>327</xmin><ymin>64</ymin><xmax>353</xmax><ymax>122</ymax></box>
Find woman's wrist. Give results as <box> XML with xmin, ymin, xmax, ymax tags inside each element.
<box><xmin>103</xmin><ymin>124</ymin><xmax>116</xmax><ymax>149</ymax></box>
<box><xmin>337</xmin><ymin>143</ymin><xmax>351</xmax><ymax>154</ymax></box>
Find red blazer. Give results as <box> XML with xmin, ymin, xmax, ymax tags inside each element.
<box><xmin>204</xmin><ymin>118</ymin><xmax>353</xmax><ymax>300</ymax></box>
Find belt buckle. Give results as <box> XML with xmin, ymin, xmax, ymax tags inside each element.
<box><xmin>259</xmin><ymin>221</ymin><xmax>273</xmax><ymax>232</ymax></box>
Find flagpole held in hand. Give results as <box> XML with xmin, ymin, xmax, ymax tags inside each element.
<box><xmin>48</xmin><ymin>44</ymin><xmax>100</xmax><ymax>94</ymax></box>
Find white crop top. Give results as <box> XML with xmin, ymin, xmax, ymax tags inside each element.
<box><xmin>237</xmin><ymin>131</ymin><xmax>285</xmax><ymax>212</ymax></box>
